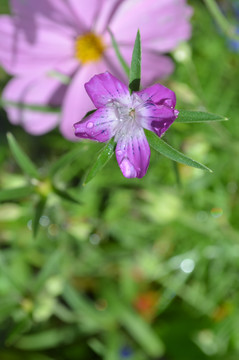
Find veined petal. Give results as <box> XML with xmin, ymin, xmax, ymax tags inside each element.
<box><xmin>137</xmin><ymin>102</ymin><xmax>178</xmax><ymax>137</ymax></box>
<box><xmin>85</xmin><ymin>71</ymin><xmax>130</xmax><ymax>109</ymax></box>
<box><xmin>74</xmin><ymin>106</ymin><xmax>117</xmax><ymax>142</ymax></box>
<box><xmin>137</xmin><ymin>84</ymin><xmax>176</xmax><ymax>107</ymax></box>
<box><xmin>116</xmin><ymin>130</ymin><xmax>150</xmax><ymax>178</ymax></box>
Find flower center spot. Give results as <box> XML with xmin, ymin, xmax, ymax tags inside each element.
<box><xmin>75</xmin><ymin>32</ymin><xmax>105</xmax><ymax>64</ymax></box>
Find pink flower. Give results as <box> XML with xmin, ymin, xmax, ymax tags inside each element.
<box><xmin>0</xmin><ymin>0</ymin><xmax>192</xmax><ymax>140</ymax></box>
<box><xmin>74</xmin><ymin>72</ymin><xmax>178</xmax><ymax>178</ymax></box>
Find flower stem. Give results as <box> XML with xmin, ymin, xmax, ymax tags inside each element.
<box><xmin>203</xmin><ymin>0</ymin><xmax>239</xmax><ymax>41</ymax></box>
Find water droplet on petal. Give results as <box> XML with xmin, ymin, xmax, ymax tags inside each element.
<box><xmin>174</xmin><ymin>110</ymin><xmax>179</xmax><ymax>117</ymax></box>
<box><xmin>164</xmin><ymin>99</ymin><xmax>173</xmax><ymax>107</ymax></box>
<box><xmin>164</xmin><ymin>122</ymin><xmax>167</xmax><ymax>127</ymax></box>
<box><xmin>117</xmin><ymin>150</ymin><xmax>122</xmax><ymax>156</ymax></box>
<box><xmin>120</xmin><ymin>158</ymin><xmax>137</xmax><ymax>178</ymax></box>
<box><xmin>87</xmin><ymin>122</ymin><xmax>94</xmax><ymax>129</ymax></box>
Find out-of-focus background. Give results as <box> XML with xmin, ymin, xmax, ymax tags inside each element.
<box><xmin>1</xmin><ymin>0</ymin><xmax>239</xmax><ymax>359</ymax></box>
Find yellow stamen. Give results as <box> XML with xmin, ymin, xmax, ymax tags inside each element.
<box><xmin>75</xmin><ymin>32</ymin><xmax>105</xmax><ymax>64</ymax></box>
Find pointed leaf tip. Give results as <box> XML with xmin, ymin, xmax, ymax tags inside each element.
<box><xmin>176</xmin><ymin>110</ymin><xmax>228</xmax><ymax>123</ymax></box>
<box><xmin>7</xmin><ymin>133</ymin><xmax>39</xmax><ymax>179</ymax></box>
<box><xmin>129</xmin><ymin>30</ymin><xmax>141</xmax><ymax>93</ymax></box>
<box><xmin>145</xmin><ymin>131</ymin><xmax>212</xmax><ymax>173</ymax></box>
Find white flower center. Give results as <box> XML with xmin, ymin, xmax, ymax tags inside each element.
<box><xmin>107</xmin><ymin>93</ymin><xmax>145</xmax><ymax>142</ymax></box>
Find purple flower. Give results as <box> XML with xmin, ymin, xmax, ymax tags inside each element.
<box><xmin>0</xmin><ymin>0</ymin><xmax>192</xmax><ymax>140</ymax></box>
<box><xmin>74</xmin><ymin>72</ymin><xmax>178</xmax><ymax>178</ymax></box>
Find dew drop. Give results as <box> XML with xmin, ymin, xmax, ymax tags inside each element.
<box><xmin>86</xmin><ymin>122</ymin><xmax>94</xmax><ymax>129</ymax></box>
<box><xmin>174</xmin><ymin>110</ymin><xmax>179</xmax><ymax>117</ymax></box>
<box><xmin>120</xmin><ymin>158</ymin><xmax>137</xmax><ymax>178</ymax></box>
<box><xmin>164</xmin><ymin>99</ymin><xmax>173</xmax><ymax>107</ymax></box>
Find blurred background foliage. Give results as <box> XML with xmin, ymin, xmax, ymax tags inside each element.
<box><xmin>1</xmin><ymin>0</ymin><xmax>239</xmax><ymax>359</ymax></box>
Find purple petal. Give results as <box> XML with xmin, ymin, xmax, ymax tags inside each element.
<box><xmin>116</xmin><ymin>130</ymin><xmax>150</xmax><ymax>178</ymax></box>
<box><xmin>137</xmin><ymin>102</ymin><xmax>178</xmax><ymax>137</ymax></box>
<box><xmin>2</xmin><ymin>73</ymin><xmax>67</xmax><ymax>135</ymax></box>
<box><xmin>0</xmin><ymin>15</ymin><xmax>74</xmax><ymax>75</ymax></box>
<box><xmin>85</xmin><ymin>71</ymin><xmax>130</xmax><ymax>109</ymax></box>
<box><xmin>60</xmin><ymin>62</ymin><xmax>110</xmax><ymax>140</ymax></box>
<box><xmin>74</xmin><ymin>106</ymin><xmax>117</xmax><ymax>142</ymax></box>
<box><xmin>137</xmin><ymin>84</ymin><xmax>176</xmax><ymax>108</ymax></box>
<box><xmin>109</xmin><ymin>0</ymin><xmax>192</xmax><ymax>52</ymax></box>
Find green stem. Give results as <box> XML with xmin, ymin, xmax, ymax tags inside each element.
<box><xmin>204</xmin><ymin>0</ymin><xmax>239</xmax><ymax>41</ymax></box>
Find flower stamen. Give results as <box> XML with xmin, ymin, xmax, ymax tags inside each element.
<box><xmin>75</xmin><ymin>32</ymin><xmax>105</xmax><ymax>64</ymax></box>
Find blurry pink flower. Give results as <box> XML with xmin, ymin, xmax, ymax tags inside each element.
<box><xmin>0</xmin><ymin>0</ymin><xmax>192</xmax><ymax>140</ymax></box>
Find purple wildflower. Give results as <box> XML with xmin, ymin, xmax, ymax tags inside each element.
<box><xmin>0</xmin><ymin>0</ymin><xmax>192</xmax><ymax>140</ymax></box>
<box><xmin>74</xmin><ymin>72</ymin><xmax>178</xmax><ymax>178</ymax></box>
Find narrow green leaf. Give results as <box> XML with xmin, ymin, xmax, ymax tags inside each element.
<box><xmin>47</xmin><ymin>70</ymin><xmax>71</xmax><ymax>85</ymax></box>
<box><xmin>129</xmin><ymin>30</ymin><xmax>141</xmax><ymax>93</ymax></box>
<box><xmin>7</xmin><ymin>133</ymin><xmax>39</xmax><ymax>179</ymax></box>
<box><xmin>49</xmin><ymin>147</ymin><xmax>83</xmax><ymax>177</ymax></box>
<box><xmin>52</xmin><ymin>186</ymin><xmax>81</xmax><ymax>205</ymax></box>
<box><xmin>15</xmin><ymin>328</ymin><xmax>76</xmax><ymax>350</ymax></box>
<box><xmin>108</xmin><ymin>28</ymin><xmax>130</xmax><ymax>77</ymax></box>
<box><xmin>84</xmin><ymin>139</ymin><xmax>116</xmax><ymax>184</ymax></box>
<box><xmin>1</xmin><ymin>99</ymin><xmax>60</xmax><ymax>113</ymax></box>
<box><xmin>176</xmin><ymin>110</ymin><xmax>228</xmax><ymax>123</ymax></box>
<box><xmin>6</xmin><ymin>317</ymin><xmax>32</xmax><ymax>346</ymax></box>
<box><xmin>146</xmin><ymin>130</ymin><xmax>212</xmax><ymax>172</ymax></box>
<box><xmin>0</xmin><ymin>186</ymin><xmax>34</xmax><ymax>202</ymax></box>
<box><xmin>32</xmin><ymin>196</ymin><xmax>47</xmax><ymax>238</ymax></box>
<box><xmin>106</xmin><ymin>289</ymin><xmax>164</xmax><ymax>357</ymax></box>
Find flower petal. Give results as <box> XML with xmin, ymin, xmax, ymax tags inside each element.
<box><xmin>2</xmin><ymin>72</ymin><xmax>68</xmax><ymax>135</ymax></box>
<box><xmin>0</xmin><ymin>15</ymin><xmax>74</xmax><ymax>75</ymax></box>
<box><xmin>137</xmin><ymin>84</ymin><xmax>177</xmax><ymax>107</ymax></box>
<box><xmin>116</xmin><ymin>130</ymin><xmax>150</xmax><ymax>178</ymax></box>
<box><xmin>10</xmin><ymin>0</ymin><xmax>83</xmax><ymax>35</ymax></box>
<box><xmin>60</xmin><ymin>64</ymin><xmax>103</xmax><ymax>140</ymax></box>
<box><xmin>136</xmin><ymin>102</ymin><xmax>178</xmax><ymax>137</ymax></box>
<box><xmin>109</xmin><ymin>0</ymin><xmax>192</xmax><ymax>52</ymax></box>
<box><xmin>74</xmin><ymin>106</ymin><xmax>117</xmax><ymax>142</ymax></box>
<box><xmin>85</xmin><ymin>71</ymin><xmax>130</xmax><ymax>109</ymax></box>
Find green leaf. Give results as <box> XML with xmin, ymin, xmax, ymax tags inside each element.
<box><xmin>49</xmin><ymin>147</ymin><xmax>83</xmax><ymax>177</ymax></box>
<box><xmin>106</xmin><ymin>289</ymin><xmax>164</xmax><ymax>357</ymax></box>
<box><xmin>6</xmin><ymin>317</ymin><xmax>32</xmax><ymax>346</ymax></box>
<box><xmin>47</xmin><ymin>70</ymin><xmax>71</xmax><ymax>85</ymax></box>
<box><xmin>176</xmin><ymin>110</ymin><xmax>228</xmax><ymax>123</ymax></box>
<box><xmin>0</xmin><ymin>186</ymin><xmax>34</xmax><ymax>202</ymax></box>
<box><xmin>108</xmin><ymin>28</ymin><xmax>130</xmax><ymax>78</ymax></box>
<box><xmin>129</xmin><ymin>30</ymin><xmax>141</xmax><ymax>93</ymax></box>
<box><xmin>84</xmin><ymin>139</ymin><xmax>116</xmax><ymax>184</ymax></box>
<box><xmin>7</xmin><ymin>133</ymin><xmax>39</xmax><ymax>179</ymax></box>
<box><xmin>52</xmin><ymin>186</ymin><xmax>82</xmax><ymax>205</ymax></box>
<box><xmin>33</xmin><ymin>250</ymin><xmax>64</xmax><ymax>293</ymax></box>
<box><xmin>1</xmin><ymin>99</ymin><xmax>60</xmax><ymax>113</ymax></box>
<box><xmin>15</xmin><ymin>328</ymin><xmax>76</xmax><ymax>350</ymax></box>
<box><xmin>145</xmin><ymin>131</ymin><xmax>212</xmax><ymax>172</ymax></box>
<box><xmin>32</xmin><ymin>196</ymin><xmax>47</xmax><ymax>238</ymax></box>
